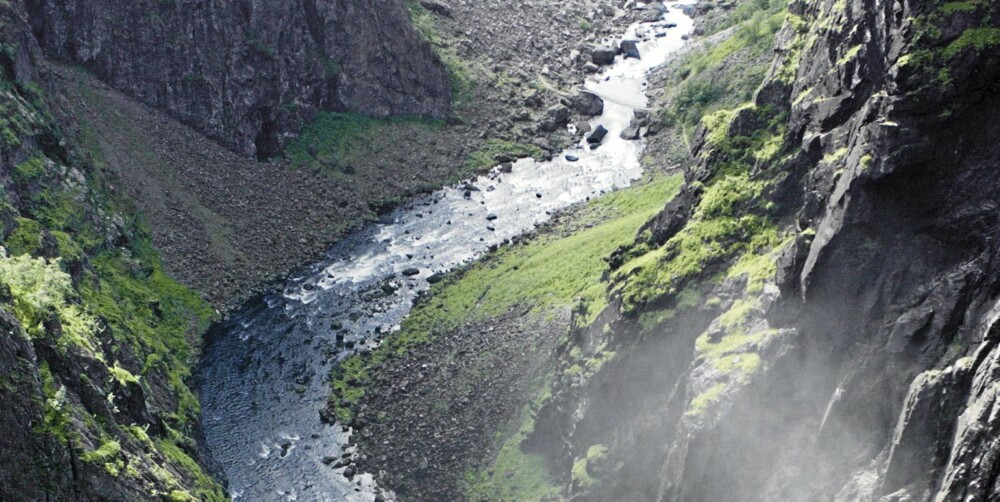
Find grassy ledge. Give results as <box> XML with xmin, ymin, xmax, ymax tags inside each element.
<box><xmin>329</xmin><ymin>173</ymin><xmax>683</xmax><ymax>424</ymax></box>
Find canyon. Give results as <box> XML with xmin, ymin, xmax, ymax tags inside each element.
<box><xmin>0</xmin><ymin>0</ymin><xmax>999</xmax><ymax>500</ymax></box>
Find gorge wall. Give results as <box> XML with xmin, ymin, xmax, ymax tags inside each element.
<box><xmin>0</xmin><ymin>0</ymin><xmax>452</xmax><ymax>498</ymax></box>
<box><xmin>0</xmin><ymin>3</ymin><xmax>226</xmax><ymax>498</ymax></box>
<box><xmin>523</xmin><ymin>0</ymin><xmax>1000</xmax><ymax>500</ymax></box>
<box><xmin>25</xmin><ymin>0</ymin><xmax>451</xmax><ymax>158</ymax></box>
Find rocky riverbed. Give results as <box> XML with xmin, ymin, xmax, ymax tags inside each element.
<box><xmin>198</xmin><ymin>3</ymin><xmax>695</xmax><ymax>500</ymax></box>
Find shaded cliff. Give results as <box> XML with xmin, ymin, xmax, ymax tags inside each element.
<box><xmin>0</xmin><ymin>2</ymin><xmax>229</xmax><ymax>499</ymax></box>
<box><xmin>25</xmin><ymin>0</ymin><xmax>451</xmax><ymax>158</ymax></box>
<box><xmin>518</xmin><ymin>0</ymin><xmax>1000</xmax><ymax>500</ymax></box>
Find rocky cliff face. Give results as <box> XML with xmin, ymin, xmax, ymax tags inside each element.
<box><xmin>25</xmin><ymin>0</ymin><xmax>451</xmax><ymax>158</ymax></box>
<box><xmin>0</xmin><ymin>3</ymin><xmax>228</xmax><ymax>498</ymax></box>
<box><xmin>0</xmin><ymin>0</ymin><xmax>458</xmax><ymax>493</ymax></box>
<box><xmin>528</xmin><ymin>0</ymin><xmax>1000</xmax><ymax>500</ymax></box>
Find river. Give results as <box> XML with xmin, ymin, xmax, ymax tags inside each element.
<box><xmin>198</xmin><ymin>4</ymin><xmax>694</xmax><ymax>500</ymax></box>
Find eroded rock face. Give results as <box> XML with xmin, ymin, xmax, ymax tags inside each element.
<box><xmin>0</xmin><ymin>310</ymin><xmax>72</xmax><ymax>500</ymax></box>
<box><xmin>25</xmin><ymin>0</ymin><xmax>451</xmax><ymax>158</ymax></box>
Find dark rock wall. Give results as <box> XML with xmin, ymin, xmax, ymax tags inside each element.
<box><xmin>0</xmin><ymin>310</ymin><xmax>74</xmax><ymax>500</ymax></box>
<box><xmin>24</xmin><ymin>0</ymin><xmax>451</xmax><ymax>158</ymax></box>
<box><xmin>529</xmin><ymin>0</ymin><xmax>1000</xmax><ymax>500</ymax></box>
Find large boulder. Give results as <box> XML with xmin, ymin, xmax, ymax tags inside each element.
<box><xmin>591</xmin><ymin>47</ymin><xmax>617</xmax><ymax>65</ymax></box>
<box><xmin>587</xmin><ymin>125</ymin><xmax>609</xmax><ymax>144</ymax></box>
<box><xmin>620</xmin><ymin>122</ymin><xmax>642</xmax><ymax>140</ymax></box>
<box><xmin>538</xmin><ymin>120</ymin><xmax>559</xmax><ymax>133</ymax></box>
<box><xmin>572</xmin><ymin>93</ymin><xmax>605</xmax><ymax>116</ymax></box>
<box><xmin>620</xmin><ymin>40</ymin><xmax>641</xmax><ymax>59</ymax></box>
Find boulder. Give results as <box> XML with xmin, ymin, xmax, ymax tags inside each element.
<box><xmin>343</xmin><ymin>465</ymin><xmax>357</xmax><ymax>479</ymax></box>
<box><xmin>538</xmin><ymin>120</ymin><xmax>559</xmax><ymax>133</ymax></box>
<box><xmin>620</xmin><ymin>40</ymin><xmax>641</xmax><ymax>59</ymax></box>
<box><xmin>640</xmin><ymin>10</ymin><xmax>662</xmax><ymax>22</ymax></box>
<box><xmin>587</xmin><ymin>125</ymin><xmax>609</xmax><ymax>144</ymax></box>
<box><xmin>644</xmin><ymin>120</ymin><xmax>666</xmax><ymax>137</ymax></box>
<box><xmin>620</xmin><ymin>123</ymin><xmax>642</xmax><ymax>140</ymax></box>
<box><xmin>545</xmin><ymin>106</ymin><xmax>571</xmax><ymax>125</ymax></box>
<box><xmin>572</xmin><ymin>93</ymin><xmax>605</xmax><ymax>116</ymax></box>
<box><xmin>591</xmin><ymin>47</ymin><xmax>617</xmax><ymax>65</ymax></box>
<box><xmin>418</xmin><ymin>0</ymin><xmax>452</xmax><ymax>17</ymax></box>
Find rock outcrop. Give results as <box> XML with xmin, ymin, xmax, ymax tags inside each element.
<box><xmin>25</xmin><ymin>0</ymin><xmax>451</xmax><ymax>158</ymax></box>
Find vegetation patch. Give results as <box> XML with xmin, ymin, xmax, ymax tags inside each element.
<box><xmin>81</xmin><ymin>237</ymin><xmax>216</xmax><ymax>423</ymax></box>
<box><xmin>81</xmin><ymin>438</ymin><xmax>123</xmax><ymax>476</ymax></box>
<box><xmin>404</xmin><ymin>0</ymin><xmax>477</xmax><ymax>105</ymax></box>
<box><xmin>156</xmin><ymin>439</ymin><xmax>228</xmax><ymax>501</ymax></box>
<box><xmin>695</xmin><ymin>299</ymin><xmax>776</xmax><ymax>373</ymax></box>
<box><xmin>686</xmin><ymin>382</ymin><xmax>726</xmax><ymax>418</ymax></box>
<box><xmin>942</xmin><ymin>28</ymin><xmax>1000</xmax><ymax>59</ymax></box>
<box><xmin>6</xmin><ymin>217</ymin><xmax>45</xmax><ymax>255</ymax></box>
<box><xmin>330</xmin><ymin>173</ymin><xmax>683</xmax><ymax>423</ymax></box>
<box><xmin>684</xmin><ymin>243</ymin><xmax>789</xmax><ymax>419</ymax></box>
<box><xmin>285</xmin><ymin>112</ymin><xmax>444</xmax><ymax>177</ymax></box>
<box><xmin>464</xmin><ymin>381</ymin><xmax>563</xmax><ymax>501</ymax></box>
<box><xmin>0</xmin><ymin>253</ymin><xmax>101</xmax><ymax>356</ymax></box>
<box><xmin>559</xmin><ymin>341</ymin><xmax>617</xmax><ymax>385</ymax></box>
<box><xmin>612</xmin><ymin>103</ymin><xmax>789</xmax><ymax>312</ymax></box>
<box><xmin>823</xmin><ymin>147</ymin><xmax>850</xmax><ymax>165</ymax></box>
<box><xmin>612</xmin><ymin>181</ymin><xmax>778</xmax><ymax>310</ymax></box>
<box><xmin>37</xmin><ymin>361</ymin><xmax>72</xmax><ymax>444</ymax></box>
<box><xmin>110</xmin><ymin>361</ymin><xmax>141</xmax><ymax>386</ymax></box>
<box><xmin>725</xmin><ymin>234</ymin><xmax>790</xmax><ymax>294</ymax></box>
<box><xmin>466</xmin><ymin>139</ymin><xmax>542</xmax><ymax>170</ymax></box>
<box><xmin>658</xmin><ymin>0</ymin><xmax>787</xmax><ymax>140</ymax></box>
<box><xmin>570</xmin><ymin>444</ymin><xmax>609</xmax><ymax>490</ymax></box>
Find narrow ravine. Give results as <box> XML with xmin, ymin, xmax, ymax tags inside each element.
<box><xmin>197</xmin><ymin>5</ymin><xmax>695</xmax><ymax>500</ymax></box>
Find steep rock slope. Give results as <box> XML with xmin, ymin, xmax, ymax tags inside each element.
<box><xmin>0</xmin><ymin>2</ymin><xmax>228</xmax><ymax>500</ymax></box>
<box><xmin>522</xmin><ymin>0</ymin><xmax>1000</xmax><ymax>500</ymax></box>
<box><xmin>25</xmin><ymin>0</ymin><xmax>451</xmax><ymax>157</ymax></box>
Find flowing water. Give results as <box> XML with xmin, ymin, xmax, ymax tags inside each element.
<box><xmin>198</xmin><ymin>4</ymin><xmax>694</xmax><ymax>500</ymax></box>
